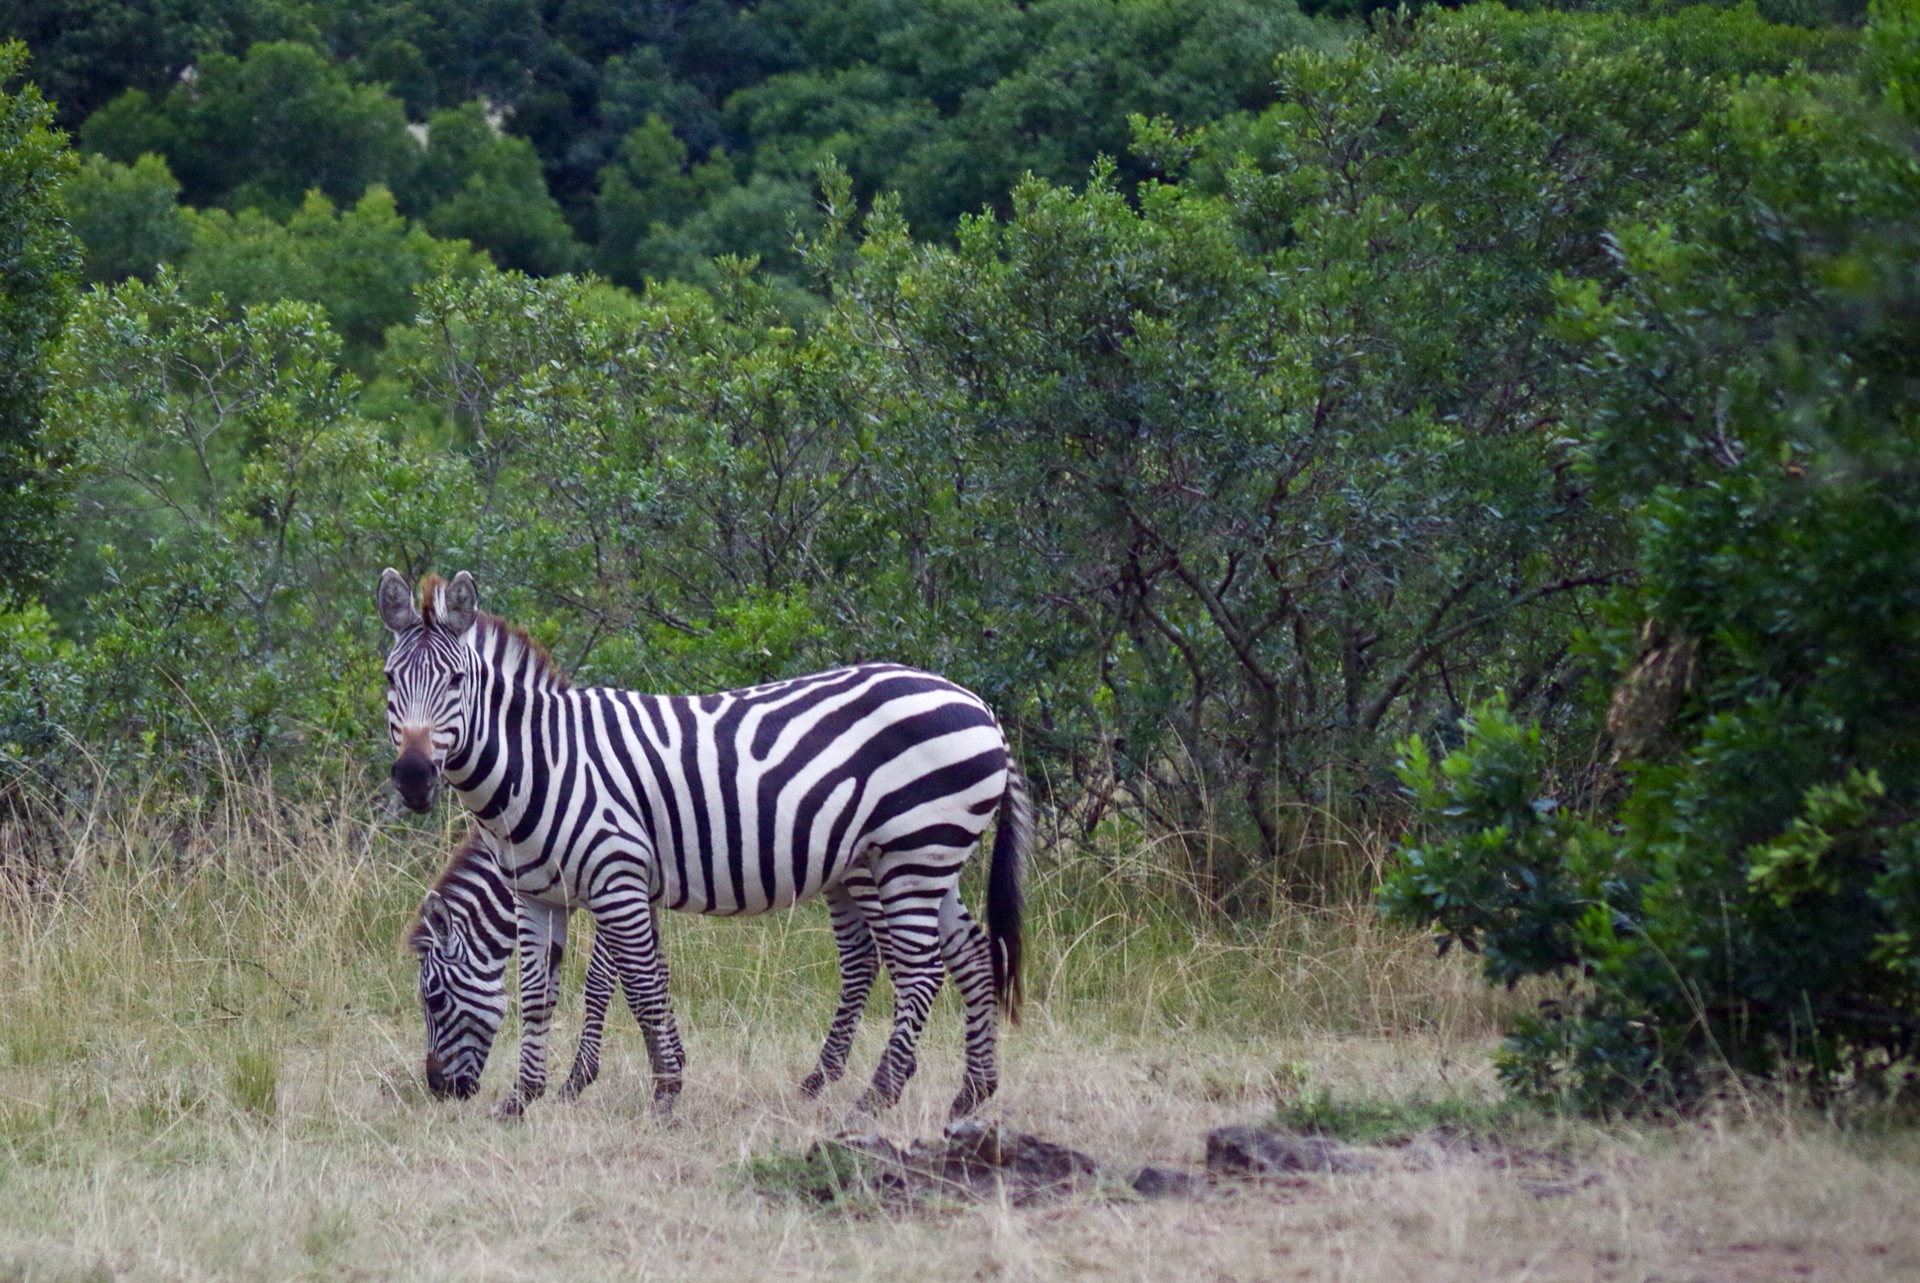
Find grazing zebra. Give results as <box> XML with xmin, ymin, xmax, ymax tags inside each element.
<box><xmin>408</xmin><ymin>823</ymin><xmax>1015</xmax><ymax>1109</ymax></box>
<box><xmin>379</xmin><ymin>568</ymin><xmax>1029</xmax><ymax>1119</ymax></box>
<box><xmin>407</xmin><ymin>826</ymin><xmax>619</xmax><ymax>1103</ymax></box>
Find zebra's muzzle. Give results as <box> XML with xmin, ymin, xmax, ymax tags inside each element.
<box><xmin>391</xmin><ymin>750</ymin><xmax>440</xmax><ymax>813</ymax></box>
<box><xmin>424</xmin><ymin>1057</ymin><xmax>479</xmax><ymax>1100</ymax></box>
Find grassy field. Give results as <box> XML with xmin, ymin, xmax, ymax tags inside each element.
<box><xmin>2</xmin><ymin>783</ymin><xmax>1918</xmax><ymax>1282</ymax></box>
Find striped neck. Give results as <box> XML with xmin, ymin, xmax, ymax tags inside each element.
<box><xmin>442</xmin><ymin>613</ymin><xmax>569</xmax><ymax>829</ymax></box>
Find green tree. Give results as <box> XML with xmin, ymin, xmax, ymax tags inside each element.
<box><xmin>402</xmin><ymin>100</ymin><xmax>581</xmax><ymax>275</ymax></box>
<box><xmin>891</xmin><ymin>0</ymin><xmax>1318</xmax><ymax>230</ymax></box>
<box><xmin>515</xmin><ymin>0</ymin><xmax>781</xmax><ymax>212</ymax></box>
<box><xmin>592</xmin><ymin>115</ymin><xmax>734</xmax><ymax>287</ymax></box>
<box><xmin>722</xmin><ymin>64</ymin><xmax>936</xmax><ymax>201</ymax></box>
<box><xmin>389</xmin><ymin>261</ymin><xmax>867</xmax><ymax>689</ymax></box>
<box><xmin>352</xmin><ymin>35</ymin><xmax>438</xmax><ymax>118</ymax></box>
<box><xmin>591</xmin><ymin>114</ymin><xmax>819</xmax><ymax>296</ymax></box>
<box><xmin>64</xmin><ymin>151</ymin><xmax>188</xmax><ymax>283</ymax></box>
<box><xmin>0</xmin><ymin>40</ymin><xmax>78</xmax><ymax>602</ymax></box>
<box><xmin>81</xmin><ymin>40</ymin><xmax>416</xmax><ymax>217</ymax></box>
<box><xmin>825</xmin><ymin>4</ymin><xmax>1807</xmax><ymax>885</ymax></box>
<box><xmin>0</xmin><ymin>0</ymin><xmax>321</xmax><ymax>129</ymax></box>
<box><xmin>596</xmin><ymin>47</ymin><xmax>721</xmax><ymax>157</ymax></box>
<box><xmin>712</xmin><ymin>0</ymin><xmax>1324</xmax><ymax>239</ymax></box>
<box><xmin>179</xmin><ymin>186</ymin><xmax>483</xmax><ymax>362</ymax></box>
<box><xmin>46</xmin><ymin>270</ymin><xmax>466</xmax><ymax>773</ymax></box>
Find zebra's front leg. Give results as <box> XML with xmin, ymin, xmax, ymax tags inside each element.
<box><xmin>497</xmin><ymin>897</ymin><xmax>567</xmax><ymax>1120</ymax></box>
<box><xmin>852</xmin><ymin>867</ymin><xmax>947</xmax><ymax>1119</ymax></box>
<box><xmin>555</xmin><ymin>926</ymin><xmax>617</xmax><ymax>1102</ymax></box>
<box><xmin>801</xmin><ymin>875</ymin><xmax>882</xmax><ymax>1099</ymax></box>
<box><xmin>595</xmin><ymin>881</ymin><xmax>685</xmax><ymax>1117</ymax></box>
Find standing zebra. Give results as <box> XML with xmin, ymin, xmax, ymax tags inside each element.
<box><xmin>379</xmin><ymin>569</ymin><xmax>1029</xmax><ymax>1119</ymax></box>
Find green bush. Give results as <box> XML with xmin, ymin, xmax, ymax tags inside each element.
<box><xmin>13</xmin><ymin>4</ymin><xmax>1904</xmax><ymax>927</ymax></box>
<box><xmin>1383</xmin><ymin>1</ymin><xmax>1920</xmax><ymax>1110</ymax></box>
<box><xmin>1378</xmin><ymin>704</ymin><xmax>1607</xmax><ymax>990</ymax></box>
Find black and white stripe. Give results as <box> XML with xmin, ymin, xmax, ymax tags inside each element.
<box><xmin>407</xmin><ymin>827</ymin><xmax>617</xmax><ymax>1102</ymax></box>
<box><xmin>380</xmin><ymin>569</ymin><xmax>1029</xmax><ymax>1119</ymax></box>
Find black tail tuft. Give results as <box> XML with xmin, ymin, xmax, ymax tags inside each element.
<box><xmin>987</xmin><ymin>763</ymin><xmax>1031</xmax><ymax>1023</ymax></box>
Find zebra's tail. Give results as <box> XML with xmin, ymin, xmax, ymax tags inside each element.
<box><xmin>988</xmin><ymin>761</ymin><xmax>1031</xmax><ymax>1024</ymax></box>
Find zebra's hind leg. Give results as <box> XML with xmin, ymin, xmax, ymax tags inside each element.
<box><xmin>496</xmin><ymin>897</ymin><xmax>567</xmax><ymax>1120</ymax></box>
<box><xmin>801</xmin><ymin>871</ymin><xmax>883</xmax><ymax>1099</ymax></box>
<box><xmin>937</xmin><ymin>888</ymin><xmax>999</xmax><ymax>1119</ymax></box>
<box><xmin>851</xmin><ymin>857</ymin><xmax>950</xmax><ymax>1119</ymax></box>
<box><xmin>595</xmin><ymin>881</ymin><xmax>685</xmax><ymax>1117</ymax></box>
<box><xmin>555</xmin><ymin>925</ymin><xmax>617</xmax><ymax>1102</ymax></box>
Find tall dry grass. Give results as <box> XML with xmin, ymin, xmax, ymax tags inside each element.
<box><xmin>1</xmin><ymin>769</ymin><xmax>1916</xmax><ymax>1282</ymax></box>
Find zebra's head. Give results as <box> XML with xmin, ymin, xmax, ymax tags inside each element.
<box><xmin>408</xmin><ymin>884</ymin><xmax>511</xmax><ymax>1100</ymax></box>
<box><xmin>377</xmin><ymin>568</ymin><xmax>481</xmax><ymax>813</ymax></box>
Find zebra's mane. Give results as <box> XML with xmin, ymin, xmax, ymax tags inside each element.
<box><xmin>401</xmin><ymin>828</ymin><xmax>504</xmax><ymax>954</ymax></box>
<box><xmin>415</xmin><ymin>572</ymin><xmax>453</xmax><ymax>625</ymax></box>
<box><xmin>473</xmin><ymin>610</ymin><xmax>571</xmax><ymax>690</ymax></box>
<box><xmin>430</xmin><ymin>828</ymin><xmax>498</xmax><ymax>896</ymax></box>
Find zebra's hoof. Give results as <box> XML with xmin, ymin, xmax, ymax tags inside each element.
<box><xmin>491</xmin><ymin>1095</ymin><xmax>527</xmax><ymax>1122</ymax></box>
<box><xmin>556</xmin><ymin>1064</ymin><xmax>598</xmax><ymax>1102</ymax></box>
<box><xmin>799</xmin><ymin>1070</ymin><xmax>827</xmax><ymax>1099</ymax></box>
<box><xmin>948</xmin><ymin>1078</ymin><xmax>997</xmax><ymax>1120</ymax></box>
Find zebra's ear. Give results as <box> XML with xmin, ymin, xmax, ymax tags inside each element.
<box><xmin>441</xmin><ymin>571</ymin><xmax>479</xmax><ymax>636</ymax></box>
<box><xmin>378</xmin><ymin>568</ymin><xmax>420</xmax><ymax>634</ymax></box>
<box><xmin>412</xmin><ymin>891</ymin><xmax>453</xmax><ymax>955</ymax></box>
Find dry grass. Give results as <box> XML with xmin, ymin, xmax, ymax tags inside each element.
<box><xmin>2</xmin><ymin>781</ymin><xmax>1917</xmax><ymax>1282</ymax></box>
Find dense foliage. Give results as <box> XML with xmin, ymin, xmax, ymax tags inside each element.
<box><xmin>1380</xmin><ymin>0</ymin><xmax>1920</xmax><ymax>1107</ymax></box>
<box><xmin>0</xmin><ymin>40</ymin><xmax>77</xmax><ymax>601</ymax></box>
<box><xmin>13</xmin><ymin>0</ymin><xmax>1322</xmax><ymax>294</ymax></box>
<box><xmin>3</xmin><ymin>0</ymin><xmax>1919</xmax><ymax>1108</ymax></box>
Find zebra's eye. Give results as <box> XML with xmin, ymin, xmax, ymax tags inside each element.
<box><xmin>446</xmin><ymin>672</ymin><xmax>465</xmax><ymax>689</ymax></box>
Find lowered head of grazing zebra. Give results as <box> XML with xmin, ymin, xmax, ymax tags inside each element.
<box><xmin>406</xmin><ymin>829</ymin><xmax>515</xmax><ymax>1100</ymax></box>
<box><xmin>377</xmin><ymin>568</ymin><xmax>484</xmax><ymax>813</ymax></box>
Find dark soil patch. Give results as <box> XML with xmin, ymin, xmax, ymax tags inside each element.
<box><xmin>746</xmin><ymin>1119</ymin><xmax>1429</xmax><ymax>1210</ymax></box>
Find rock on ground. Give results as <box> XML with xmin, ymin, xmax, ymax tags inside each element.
<box><xmin>1204</xmin><ymin>1125</ymin><xmax>1378</xmax><ymax>1178</ymax></box>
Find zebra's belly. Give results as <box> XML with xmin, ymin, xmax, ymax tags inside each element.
<box><xmin>653</xmin><ymin>841</ymin><xmax>854</xmax><ymax>916</ymax></box>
